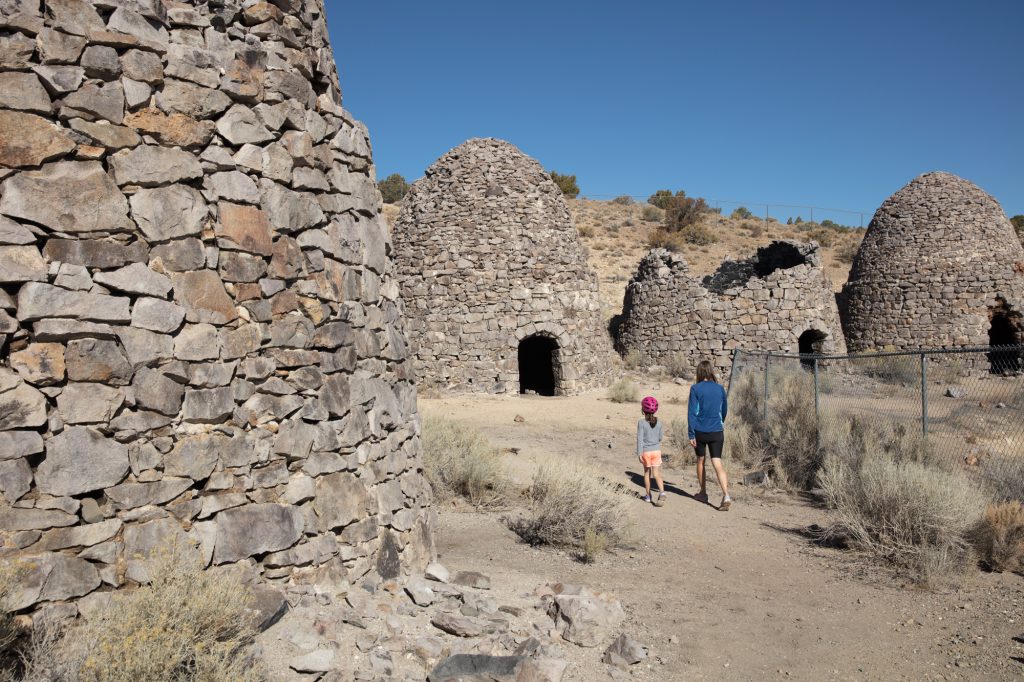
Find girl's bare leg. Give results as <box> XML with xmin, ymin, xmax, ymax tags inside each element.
<box><xmin>711</xmin><ymin>458</ymin><xmax>730</xmax><ymax>498</ymax></box>
<box><xmin>652</xmin><ymin>466</ymin><xmax>665</xmax><ymax>495</ymax></box>
<box><xmin>643</xmin><ymin>467</ymin><xmax>651</xmax><ymax>497</ymax></box>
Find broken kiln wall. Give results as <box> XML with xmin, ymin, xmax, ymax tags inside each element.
<box><xmin>0</xmin><ymin>0</ymin><xmax>433</xmax><ymax>615</ymax></box>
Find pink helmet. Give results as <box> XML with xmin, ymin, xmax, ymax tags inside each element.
<box><xmin>641</xmin><ymin>396</ymin><xmax>658</xmax><ymax>414</ymax></box>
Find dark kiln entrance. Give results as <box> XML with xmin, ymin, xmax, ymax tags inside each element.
<box><xmin>518</xmin><ymin>335</ymin><xmax>558</xmax><ymax>396</ymax></box>
<box><xmin>988</xmin><ymin>299</ymin><xmax>1023</xmax><ymax>373</ymax></box>
<box><xmin>798</xmin><ymin>329</ymin><xmax>828</xmax><ymax>369</ymax></box>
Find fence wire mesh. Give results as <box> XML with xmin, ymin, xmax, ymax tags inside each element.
<box><xmin>728</xmin><ymin>346</ymin><xmax>1024</xmax><ymax>496</ymax></box>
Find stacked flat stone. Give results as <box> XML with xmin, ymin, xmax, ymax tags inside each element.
<box><xmin>616</xmin><ymin>241</ymin><xmax>846</xmax><ymax>375</ymax></box>
<box><xmin>391</xmin><ymin>138</ymin><xmax>613</xmax><ymax>394</ymax></box>
<box><xmin>0</xmin><ymin>0</ymin><xmax>432</xmax><ymax>614</ymax></box>
<box><xmin>840</xmin><ymin>171</ymin><xmax>1024</xmax><ymax>352</ymax></box>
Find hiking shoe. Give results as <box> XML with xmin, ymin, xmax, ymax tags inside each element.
<box><xmin>654</xmin><ymin>493</ymin><xmax>666</xmax><ymax>507</ymax></box>
<box><xmin>720</xmin><ymin>496</ymin><xmax>732</xmax><ymax>511</ymax></box>
<box><xmin>694</xmin><ymin>491</ymin><xmax>709</xmax><ymax>503</ymax></box>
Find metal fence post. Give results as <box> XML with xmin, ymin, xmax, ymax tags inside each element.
<box><xmin>920</xmin><ymin>353</ymin><xmax>928</xmax><ymax>437</ymax></box>
<box><xmin>813</xmin><ymin>357</ymin><xmax>820</xmax><ymax>450</ymax></box>
<box><xmin>763</xmin><ymin>352</ymin><xmax>770</xmax><ymax>427</ymax></box>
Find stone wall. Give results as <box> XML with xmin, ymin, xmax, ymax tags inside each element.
<box><xmin>840</xmin><ymin>171</ymin><xmax>1024</xmax><ymax>353</ymax></box>
<box><xmin>391</xmin><ymin>138</ymin><xmax>613</xmax><ymax>395</ymax></box>
<box><xmin>0</xmin><ymin>0</ymin><xmax>432</xmax><ymax>615</ymax></box>
<box><xmin>615</xmin><ymin>241</ymin><xmax>846</xmax><ymax>375</ymax></box>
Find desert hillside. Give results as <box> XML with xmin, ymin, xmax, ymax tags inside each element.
<box><xmin>384</xmin><ymin>198</ymin><xmax>866</xmax><ymax>325</ymax></box>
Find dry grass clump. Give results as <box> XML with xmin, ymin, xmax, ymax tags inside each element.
<box><xmin>422</xmin><ymin>417</ymin><xmax>507</xmax><ymax>506</ymax></box>
<box><xmin>819</xmin><ymin>450</ymin><xmax>985</xmax><ymax>585</ymax></box>
<box><xmin>607</xmin><ymin>379</ymin><xmax>638</xmax><ymax>404</ymax></box>
<box><xmin>970</xmin><ymin>502</ymin><xmax>1024</xmax><ymax>573</ymax></box>
<box><xmin>663</xmin><ymin>352</ymin><xmax>691</xmax><ymax>379</ymax></box>
<box><xmin>0</xmin><ymin>563</ymin><xmax>25</xmax><ymax>682</ymax></box>
<box><xmin>508</xmin><ymin>461</ymin><xmax>630</xmax><ymax>561</ymax></box>
<box><xmin>15</xmin><ymin>542</ymin><xmax>264</xmax><ymax>682</ymax></box>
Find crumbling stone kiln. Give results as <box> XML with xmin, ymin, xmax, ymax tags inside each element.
<box><xmin>392</xmin><ymin>138</ymin><xmax>613</xmax><ymax>395</ymax></box>
<box><xmin>0</xmin><ymin>0</ymin><xmax>432</xmax><ymax>614</ymax></box>
<box><xmin>615</xmin><ymin>240</ymin><xmax>846</xmax><ymax>375</ymax></box>
<box><xmin>840</xmin><ymin>172</ymin><xmax>1024</xmax><ymax>366</ymax></box>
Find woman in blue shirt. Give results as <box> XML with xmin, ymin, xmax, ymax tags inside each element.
<box><xmin>687</xmin><ymin>360</ymin><xmax>732</xmax><ymax>510</ymax></box>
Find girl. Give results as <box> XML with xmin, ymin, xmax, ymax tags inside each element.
<box><xmin>636</xmin><ymin>395</ymin><xmax>666</xmax><ymax>506</ymax></box>
<box><xmin>687</xmin><ymin>360</ymin><xmax>731</xmax><ymax>510</ymax></box>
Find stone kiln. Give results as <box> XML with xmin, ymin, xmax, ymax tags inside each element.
<box><xmin>0</xmin><ymin>0</ymin><xmax>432</xmax><ymax>614</ymax></box>
<box><xmin>391</xmin><ymin>138</ymin><xmax>612</xmax><ymax>395</ymax></box>
<box><xmin>840</xmin><ymin>172</ymin><xmax>1024</xmax><ymax>366</ymax></box>
<box><xmin>615</xmin><ymin>240</ymin><xmax>846</xmax><ymax>375</ymax></box>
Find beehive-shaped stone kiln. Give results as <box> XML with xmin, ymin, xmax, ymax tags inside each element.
<box><xmin>840</xmin><ymin>172</ymin><xmax>1024</xmax><ymax>358</ymax></box>
<box><xmin>0</xmin><ymin>0</ymin><xmax>432</xmax><ymax>613</ymax></box>
<box><xmin>391</xmin><ymin>138</ymin><xmax>612</xmax><ymax>395</ymax></box>
<box><xmin>616</xmin><ymin>240</ymin><xmax>846</xmax><ymax>374</ymax></box>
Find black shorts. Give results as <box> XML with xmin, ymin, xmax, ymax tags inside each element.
<box><xmin>694</xmin><ymin>430</ymin><xmax>724</xmax><ymax>459</ymax></box>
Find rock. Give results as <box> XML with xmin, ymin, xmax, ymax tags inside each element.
<box><xmin>0</xmin><ymin>72</ymin><xmax>50</xmax><ymax>113</ymax></box>
<box><xmin>742</xmin><ymin>471</ymin><xmax>768</xmax><ymax>486</ymax></box>
<box><xmin>132</xmin><ymin>298</ymin><xmax>186</xmax><ymax>333</ymax></box>
<box><xmin>150</xmin><ymin>238</ymin><xmax>206</xmax><ymax>271</ymax></box>
<box><xmin>405</xmin><ymin>577</ymin><xmax>435</xmax><ymax>607</ymax></box>
<box><xmin>106</xmin><ymin>6</ymin><xmax>169</xmax><ymax>52</ymax></box>
<box><xmin>0</xmin><ymin>458</ymin><xmax>32</xmax><ymax>502</ymax></box>
<box><xmin>67</xmin><ymin>118</ymin><xmax>141</xmax><ymax>149</ymax></box>
<box><xmin>45</xmin><ymin>0</ymin><xmax>105</xmax><ymax>37</ymax></box>
<box><xmin>246</xmin><ymin>585</ymin><xmax>288</xmax><ymax>632</ymax></box>
<box><xmin>16</xmin><ymin>283</ymin><xmax>131</xmax><ymax>323</ymax></box>
<box><xmin>219</xmin><ymin>251</ymin><xmax>267</xmax><ymax>282</ymax></box>
<box><xmin>81</xmin><ymin>44</ymin><xmax>120</xmax><ymax>78</ymax></box>
<box><xmin>116</xmin><ymin>327</ymin><xmax>173</xmax><ymax>367</ymax></box>
<box><xmin>0</xmin><ymin>377</ymin><xmax>48</xmax><ymax>429</ymax></box>
<box><xmin>216</xmin><ymin>202</ymin><xmax>276</xmax><ymax>255</ymax></box>
<box><xmin>514</xmin><ymin>414</ymin><xmax>526</xmax><ymax>423</ymax></box>
<box><xmin>0</xmin><ymin>161</ymin><xmax>132</xmax><ymax>233</ymax></box>
<box><xmin>106</xmin><ymin>477</ymin><xmax>191</xmax><ymax>510</ymax></box>
<box><xmin>156</xmin><ymin>79</ymin><xmax>232</xmax><ymax>119</ymax></box>
<box><xmin>123</xmin><ymin>517</ymin><xmax>190</xmax><ymax>583</ymax></box>
<box><xmin>110</xmin><ymin>146</ymin><xmax>202</xmax><ymax>186</ymax></box>
<box><xmin>123</xmin><ymin>108</ymin><xmax>214</xmax><ymax>147</ymax></box>
<box><xmin>0</xmin><ymin>246</ymin><xmax>46</xmax><ymax>283</ymax></box>
<box><xmin>30</xmin><ymin>553</ymin><xmax>101</xmax><ymax>605</ymax></box>
<box><xmin>319</xmin><ymin>374</ymin><xmax>350</xmax><ymax>418</ymax></box>
<box><xmin>216</xmin><ymin>104</ymin><xmax>273</xmax><ymax>145</ymax></box>
<box><xmin>173</xmin><ymin>323</ymin><xmax>221</xmax><ymax>360</ymax></box>
<box><xmin>425</xmin><ymin>562</ymin><xmax>451</xmax><ymax>584</ymax></box>
<box><xmin>10</xmin><ymin>342</ymin><xmax>65</xmax><ymax>385</ymax></box>
<box><xmin>132</xmin><ymin>367</ymin><xmax>185</xmax><ymax>415</ymax></box>
<box><xmin>62</xmin><ymin>80</ymin><xmax>124</xmax><ymax>124</ymax></box>
<box><xmin>601</xmin><ymin>634</ymin><xmax>647</xmax><ymax>669</ymax></box>
<box><xmin>945</xmin><ymin>387</ymin><xmax>967</xmax><ymax>399</ymax></box>
<box><xmin>430</xmin><ymin>613</ymin><xmax>501</xmax><ymax>638</ymax></box>
<box><xmin>32</xmin><ymin>64</ymin><xmax>85</xmax><ymax>95</ymax></box>
<box><xmin>213</xmin><ymin>504</ymin><xmax>304</xmax><ymax>564</ymax></box>
<box><xmin>453</xmin><ymin>571</ymin><xmax>491</xmax><ymax>590</ymax></box>
<box><xmin>57</xmin><ymin>382</ymin><xmax>125</xmax><ymax>423</ymax></box>
<box><xmin>94</xmin><ymin>262</ymin><xmax>172</xmax><ymax>297</ymax></box>
<box><xmin>0</xmin><ymin>503</ymin><xmax>77</xmax><ymax>531</ymax></box>
<box><xmin>0</xmin><ymin>216</ymin><xmax>35</xmax><ymax>246</ymax></box>
<box><xmin>0</xmin><ymin>431</ymin><xmax>44</xmax><ymax>460</ymax></box>
<box><xmin>547</xmin><ymin>587</ymin><xmax>625</xmax><ymax>648</ymax></box>
<box><xmin>181</xmin><ymin>386</ymin><xmax>235</xmax><ymax>423</ymax></box>
<box><xmin>427</xmin><ymin>654</ymin><xmax>525</xmax><ymax>681</ymax></box>
<box><xmin>312</xmin><ymin>472</ymin><xmax>370</xmax><ymax>531</ymax></box>
<box><xmin>208</xmin><ymin>171</ymin><xmax>260</xmax><ymax>204</ymax></box>
<box><xmin>120</xmin><ymin>50</ymin><xmax>163</xmax><ymax>83</ymax></box>
<box><xmin>65</xmin><ymin>338</ymin><xmax>132</xmax><ymax>385</ymax></box>
<box><xmin>0</xmin><ymin>110</ymin><xmax>76</xmax><ymax>167</ymax></box>
<box><xmin>34</xmin><ymin>518</ymin><xmax>122</xmax><ymax>551</ymax></box>
<box><xmin>289</xmin><ymin>650</ymin><xmax>336</xmax><ymax>674</ymax></box>
<box><xmin>171</xmin><ymin>270</ymin><xmax>238</xmax><ymax>324</ymax></box>
<box><xmin>36</xmin><ymin>426</ymin><xmax>129</xmax><ymax>496</ymax></box>
<box><xmin>42</xmin><ymin>238</ymin><xmax>148</xmax><ymax>268</ymax></box>
<box><xmin>260</xmin><ymin>179</ymin><xmax>324</xmax><ymax>231</ymax></box>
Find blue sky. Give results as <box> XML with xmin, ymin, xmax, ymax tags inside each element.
<box><xmin>327</xmin><ymin>1</ymin><xmax>1023</xmax><ymax>224</ymax></box>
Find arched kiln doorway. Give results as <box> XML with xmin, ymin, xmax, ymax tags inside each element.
<box><xmin>518</xmin><ymin>335</ymin><xmax>559</xmax><ymax>396</ymax></box>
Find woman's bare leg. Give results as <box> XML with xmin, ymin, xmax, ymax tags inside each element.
<box><xmin>696</xmin><ymin>456</ymin><xmax>706</xmax><ymax>494</ymax></box>
<box><xmin>711</xmin><ymin>458</ymin><xmax>730</xmax><ymax>498</ymax></box>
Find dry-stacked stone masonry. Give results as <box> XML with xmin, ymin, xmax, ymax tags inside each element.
<box><xmin>840</xmin><ymin>172</ymin><xmax>1024</xmax><ymax>361</ymax></box>
<box><xmin>392</xmin><ymin>138</ymin><xmax>613</xmax><ymax>395</ymax></box>
<box><xmin>0</xmin><ymin>0</ymin><xmax>432</xmax><ymax>614</ymax></box>
<box><xmin>616</xmin><ymin>240</ymin><xmax>846</xmax><ymax>375</ymax></box>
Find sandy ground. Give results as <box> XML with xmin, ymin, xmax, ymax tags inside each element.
<box><xmin>422</xmin><ymin>387</ymin><xmax>1024</xmax><ymax>681</ymax></box>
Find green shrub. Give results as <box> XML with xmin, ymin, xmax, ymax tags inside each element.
<box><xmin>836</xmin><ymin>238</ymin><xmax>859</xmax><ymax>263</ymax></box>
<box><xmin>508</xmin><ymin>460</ymin><xmax>630</xmax><ymax>559</ymax></box>
<box><xmin>1012</xmin><ymin>215</ymin><xmax>1024</xmax><ymax>238</ymax></box>
<box><xmin>662</xmin><ymin>193</ymin><xmax>709</xmax><ymax>232</ymax></box>
<box><xmin>422</xmin><ymin>417</ymin><xmax>507</xmax><ymax>506</ymax></box>
<box><xmin>731</xmin><ymin>206</ymin><xmax>753</xmax><ymax>220</ymax></box>
<box><xmin>378</xmin><ymin>173</ymin><xmax>409</xmax><ymax>204</ymax></box>
<box><xmin>611</xmin><ymin>195</ymin><xmax>633</xmax><ymax>205</ymax></box>
<box><xmin>608</xmin><ymin>379</ymin><xmax>638</xmax><ymax>403</ymax></box>
<box><xmin>647</xmin><ymin>189</ymin><xmax>675</xmax><ymax>209</ymax></box>
<box><xmin>641</xmin><ymin>205</ymin><xmax>662</xmax><ymax>222</ymax></box>
<box><xmin>549</xmin><ymin>171</ymin><xmax>579</xmax><ymax>198</ymax></box>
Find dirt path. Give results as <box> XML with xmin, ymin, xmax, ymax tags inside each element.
<box><xmin>422</xmin><ymin>389</ymin><xmax>1024</xmax><ymax>681</ymax></box>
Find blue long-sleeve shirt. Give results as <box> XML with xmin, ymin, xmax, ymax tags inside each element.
<box><xmin>687</xmin><ymin>380</ymin><xmax>728</xmax><ymax>439</ymax></box>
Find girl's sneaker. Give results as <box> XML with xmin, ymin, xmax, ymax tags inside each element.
<box><xmin>642</xmin><ymin>494</ymin><xmax>652</xmax><ymax>503</ymax></box>
<box><xmin>654</xmin><ymin>493</ymin><xmax>666</xmax><ymax>507</ymax></box>
<box><xmin>720</xmin><ymin>496</ymin><xmax>732</xmax><ymax>511</ymax></box>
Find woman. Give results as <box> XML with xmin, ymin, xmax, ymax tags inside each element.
<box><xmin>636</xmin><ymin>395</ymin><xmax>666</xmax><ymax>506</ymax></box>
<box><xmin>687</xmin><ymin>360</ymin><xmax>731</xmax><ymax>510</ymax></box>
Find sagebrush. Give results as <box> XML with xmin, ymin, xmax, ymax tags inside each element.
<box><xmin>508</xmin><ymin>461</ymin><xmax>630</xmax><ymax>559</ymax></box>
<box><xmin>608</xmin><ymin>379</ymin><xmax>638</xmax><ymax>404</ymax></box>
<box><xmin>970</xmin><ymin>502</ymin><xmax>1024</xmax><ymax>573</ymax></box>
<box><xmin>422</xmin><ymin>416</ymin><xmax>507</xmax><ymax>506</ymax></box>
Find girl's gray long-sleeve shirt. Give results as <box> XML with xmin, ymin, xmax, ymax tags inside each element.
<box><xmin>636</xmin><ymin>418</ymin><xmax>663</xmax><ymax>455</ymax></box>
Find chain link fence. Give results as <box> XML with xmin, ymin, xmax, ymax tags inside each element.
<box><xmin>728</xmin><ymin>346</ymin><xmax>1024</xmax><ymax>495</ymax></box>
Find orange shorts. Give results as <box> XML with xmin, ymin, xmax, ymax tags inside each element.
<box><xmin>640</xmin><ymin>450</ymin><xmax>662</xmax><ymax>468</ymax></box>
